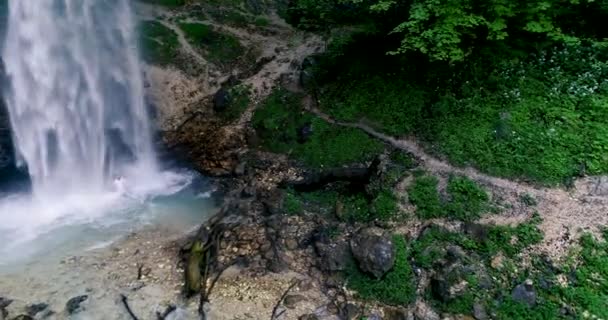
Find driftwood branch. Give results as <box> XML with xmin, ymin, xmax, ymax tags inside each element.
<box><xmin>270</xmin><ymin>280</ymin><xmax>300</xmax><ymax>320</ymax></box>
<box><xmin>156</xmin><ymin>305</ymin><xmax>177</xmax><ymax>320</ymax></box>
<box><xmin>120</xmin><ymin>294</ymin><xmax>140</xmax><ymax>320</ymax></box>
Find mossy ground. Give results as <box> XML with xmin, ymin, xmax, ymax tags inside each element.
<box><xmin>313</xmin><ymin>34</ymin><xmax>608</xmax><ymax>185</ymax></box>
<box><xmin>138</xmin><ymin>20</ymin><xmax>179</xmax><ymax>66</ymax></box>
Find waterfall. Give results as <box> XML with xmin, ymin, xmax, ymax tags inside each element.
<box><xmin>2</xmin><ymin>0</ymin><xmax>157</xmax><ymax>196</ymax></box>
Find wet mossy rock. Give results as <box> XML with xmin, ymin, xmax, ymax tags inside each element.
<box><xmin>185</xmin><ymin>240</ymin><xmax>204</xmax><ymax>296</ymax></box>
<box><xmin>350</xmin><ymin>227</ymin><xmax>395</xmax><ymax>279</ymax></box>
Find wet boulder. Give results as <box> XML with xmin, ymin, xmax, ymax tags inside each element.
<box><xmin>350</xmin><ymin>227</ymin><xmax>395</xmax><ymax>279</ymax></box>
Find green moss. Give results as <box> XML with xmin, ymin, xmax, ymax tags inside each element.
<box><xmin>347</xmin><ymin>236</ymin><xmax>416</xmax><ymax>305</ymax></box>
<box><xmin>408</xmin><ymin>175</ymin><xmax>442</xmax><ymax>219</ymax></box>
<box><xmin>408</xmin><ymin>175</ymin><xmax>489</xmax><ymax>221</ymax></box>
<box><xmin>179</xmin><ymin>22</ymin><xmax>245</xmax><ymax>67</ymax></box>
<box><xmin>284</xmin><ymin>189</ymin><xmax>303</xmax><ymax>215</ymax></box>
<box><xmin>138</xmin><ymin>20</ymin><xmax>179</xmax><ymax>66</ymax></box>
<box><xmin>218</xmin><ymin>85</ymin><xmax>251</xmax><ymax>122</ymax></box>
<box><xmin>445</xmin><ymin>176</ymin><xmax>489</xmax><ymax>221</ymax></box>
<box><xmin>371</xmin><ymin>189</ymin><xmax>398</xmax><ymax>221</ymax></box>
<box><xmin>253</xmin><ymin>89</ymin><xmax>384</xmax><ymax>168</ymax></box>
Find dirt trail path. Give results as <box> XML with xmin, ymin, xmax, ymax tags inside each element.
<box><xmin>309</xmin><ymin>107</ymin><xmax>608</xmax><ymax>258</ymax></box>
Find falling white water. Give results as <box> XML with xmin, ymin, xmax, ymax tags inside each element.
<box><xmin>0</xmin><ymin>0</ymin><xmax>201</xmax><ymax>264</ymax></box>
<box><xmin>3</xmin><ymin>0</ymin><xmax>156</xmax><ymax>195</ymax></box>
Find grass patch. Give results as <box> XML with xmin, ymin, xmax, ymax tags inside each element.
<box><xmin>347</xmin><ymin>235</ymin><xmax>416</xmax><ymax>305</ymax></box>
<box><xmin>445</xmin><ymin>176</ymin><xmax>489</xmax><ymax>221</ymax></box>
<box><xmin>253</xmin><ymin>89</ymin><xmax>384</xmax><ymax>168</ymax></box>
<box><xmin>218</xmin><ymin>85</ymin><xmax>251</xmax><ymax>122</ymax></box>
<box><xmin>408</xmin><ymin>175</ymin><xmax>489</xmax><ymax>221</ymax></box>
<box><xmin>138</xmin><ymin>20</ymin><xmax>179</xmax><ymax>65</ymax></box>
<box><xmin>408</xmin><ymin>175</ymin><xmax>442</xmax><ymax>219</ymax></box>
<box><xmin>314</xmin><ymin>34</ymin><xmax>608</xmax><ymax>185</ymax></box>
<box><xmin>179</xmin><ymin>22</ymin><xmax>245</xmax><ymax>67</ymax></box>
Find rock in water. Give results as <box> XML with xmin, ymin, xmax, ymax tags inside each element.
<box><xmin>66</xmin><ymin>295</ymin><xmax>88</xmax><ymax>314</ymax></box>
<box><xmin>350</xmin><ymin>227</ymin><xmax>395</xmax><ymax>278</ymax></box>
<box><xmin>511</xmin><ymin>279</ymin><xmax>536</xmax><ymax>307</ymax></box>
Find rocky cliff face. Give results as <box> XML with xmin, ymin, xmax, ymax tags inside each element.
<box><xmin>137</xmin><ymin>1</ymin><xmax>322</xmax><ymax>175</ymax></box>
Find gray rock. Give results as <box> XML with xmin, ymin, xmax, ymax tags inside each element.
<box><xmin>0</xmin><ymin>298</ymin><xmax>12</xmax><ymax>309</ymax></box>
<box><xmin>473</xmin><ymin>302</ymin><xmax>488</xmax><ymax>320</ymax></box>
<box><xmin>511</xmin><ymin>280</ymin><xmax>536</xmax><ymax>307</ymax></box>
<box><xmin>350</xmin><ymin>227</ymin><xmax>395</xmax><ymax>279</ymax></box>
<box><xmin>342</xmin><ymin>303</ymin><xmax>360</xmax><ymax>320</ymax></box>
<box><xmin>213</xmin><ymin>88</ymin><xmax>231</xmax><ymax>112</ymax></box>
<box><xmin>413</xmin><ymin>300</ymin><xmax>440</xmax><ymax>320</ymax></box>
<box><xmin>283</xmin><ymin>294</ymin><xmax>307</xmax><ymax>309</ymax></box>
<box><xmin>315</xmin><ymin>240</ymin><xmax>352</xmax><ymax>271</ymax></box>
<box><xmin>65</xmin><ymin>295</ymin><xmax>88</xmax><ymax>314</ymax></box>
<box><xmin>25</xmin><ymin>303</ymin><xmax>48</xmax><ymax>317</ymax></box>
<box><xmin>10</xmin><ymin>316</ymin><xmax>34</xmax><ymax>320</ymax></box>
<box><xmin>299</xmin><ymin>315</ymin><xmax>319</xmax><ymax>320</ymax></box>
<box><xmin>589</xmin><ymin>176</ymin><xmax>608</xmax><ymax>196</ymax></box>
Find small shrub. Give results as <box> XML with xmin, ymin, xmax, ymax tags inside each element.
<box><xmin>347</xmin><ymin>236</ymin><xmax>415</xmax><ymax>305</ymax></box>
<box><xmin>520</xmin><ymin>193</ymin><xmax>538</xmax><ymax>206</ymax></box>
<box><xmin>445</xmin><ymin>176</ymin><xmax>489</xmax><ymax>221</ymax></box>
<box><xmin>371</xmin><ymin>189</ymin><xmax>398</xmax><ymax>221</ymax></box>
<box><xmin>408</xmin><ymin>175</ymin><xmax>442</xmax><ymax>219</ymax></box>
<box><xmin>253</xmin><ymin>89</ymin><xmax>384</xmax><ymax>168</ymax></box>
<box><xmin>284</xmin><ymin>189</ymin><xmax>303</xmax><ymax>215</ymax></box>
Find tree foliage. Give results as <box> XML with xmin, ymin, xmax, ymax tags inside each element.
<box><xmin>290</xmin><ymin>0</ymin><xmax>608</xmax><ymax>61</ymax></box>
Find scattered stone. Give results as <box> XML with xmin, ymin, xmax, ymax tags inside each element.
<box><xmin>10</xmin><ymin>315</ymin><xmax>33</xmax><ymax>320</ymax></box>
<box><xmin>350</xmin><ymin>227</ymin><xmax>395</xmax><ymax>279</ymax></box>
<box><xmin>285</xmin><ymin>238</ymin><xmax>299</xmax><ymax>251</ymax></box>
<box><xmin>384</xmin><ymin>307</ymin><xmax>407</xmax><ymax>320</ymax></box>
<box><xmin>446</xmin><ymin>245</ymin><xmax>467</xmax><ymax>261</ymax></box>
<box><xmin>490</xmin><ymin>253</ymin><xmax>505</xmax><ymax>270</ymax></box>
<box><xmin>366</xmin><ymin>311</ymin><xmax>382</xmax><ymax>320</ymax></box>
<box><xmin>589</xmin><ymin>176</ymin><xmax>608</xmax><ymax>196</ymax></box>
<box><xmin>283</xmin><ymin>294</ymin><xmax>307</xmax><ymax>309</ymax></box>
<box><xmin>473</xmin><ymin>302</ymin><xmax>488</xmax><ymax>320</ymax></box>
<box><xmin>413</xmin><ymin>300</ymin><xmax>440</xmax><ymax>320</ymax></box>
<box><xmin>315</xmin><ymin>240</ymin><xmax>351</xmax><ymax>271</ymax></box>
<box><xmin>25</xmin><ymin>303</ymin><xmax>48</xmax><ymax>317</ymax></box>
<box><xmin>432</xmin><ymin>276</ymin><xmax>469</xmax><ymax>302</ymax></box>
<box><xmin>66</xmin><ymin>295</ymin><xmax>88</xmax><ymax>314</ymax></box>
<box><xmin>342</xmin><ymin>303</ymin><xmax>360</xmax><ymax>320</ymax></box>
<box><xmin>299</xmin><ymin>314</ymin><xmax>319</xmax><ymax>320</ymax></box>
<box><xmin>511</xmin><ymin>279</ymin><xmax>536</xmax><ymax>307</ymax></box>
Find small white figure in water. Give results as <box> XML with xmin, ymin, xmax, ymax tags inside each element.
<box><xmin>113</xmin><ymin>175</ymin><xmax>127</xmax><ymax>194</ymax></box>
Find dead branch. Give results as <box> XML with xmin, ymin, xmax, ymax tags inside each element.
<box><xmin>120</xmin><ymin>294</ymin><xmax>140</xmax><ymax>320</ymax></box>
